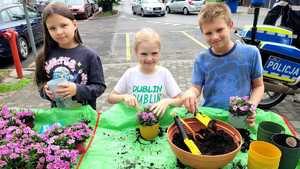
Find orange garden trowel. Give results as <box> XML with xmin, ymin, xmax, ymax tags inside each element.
<box><xmin>174</xmin><ymin>116</ymin><xmax>201</xmax><ymax>155</ymax></box>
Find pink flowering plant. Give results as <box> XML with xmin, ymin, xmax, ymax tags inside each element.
<box><xmin>229</xmin><ymin>96</ymin><xmax>256</xmax><ymax>117</ymax></box>
<box><xmin>0</xmin><ymin>105</ymin><xmax>92</xmax><ymax>169</ymax></box>
<box><xmin>43</xmin><ymin>121</ymin><xmax>92</xmax><ymax>150</ymax></box>
<box><xmin>137</xmin><ymin>109</ymin><xmax>158</xmax><ymax>126</ymax></box>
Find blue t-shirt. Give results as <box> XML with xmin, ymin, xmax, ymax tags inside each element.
<box><xmin>192</xmin><ymin>42</ymin><xmax>263</xmax><ymax>110</ymax></box>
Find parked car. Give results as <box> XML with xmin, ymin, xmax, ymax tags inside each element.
<box><xmin>33</xmin><ymin>0</ymin><xmax>49</xmax><ymax>13</ymax></box>
<box><xmin>49</xmin><ymin>0</ymin><xmax>94</xmax><ymax>19</ymax></box>
<box><xmin>0</xmin><ymin>4</ymin><xmax>43</xmax><ymax>60</ymax></box>
<box><xmin>132</xmin><ymin>0</ymin><xmax>166</xmax><ymax>17</ymax></box>
<box><xmin>166</xmin><ymin>0</ymin><xmax>205</xmax><ymax>15</ymax></box>
<box><xmin>67</xmin><ymin>0</ymin><xmax>94</xmax><ymax>19</ymax></box>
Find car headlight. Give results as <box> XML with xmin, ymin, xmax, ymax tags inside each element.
<box><xmin>144</xmin><ymin>7</ymin><xmax>152</xmax><ymax>10</ymax></box>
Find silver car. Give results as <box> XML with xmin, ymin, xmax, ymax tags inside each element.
<box><xmin>132</xmin><ymin>0</ymin><xmax>166</xmax><ymax>17</ymax></box>
<box><xmin>166</xmin><ymin>0</ymin><xmax>204</xmax><ymax>15</ymax></box>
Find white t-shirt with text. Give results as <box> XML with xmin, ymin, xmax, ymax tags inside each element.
<box><xmin>114</xmin><ymin>65</ymin><xmax>182</xmax><ymax>106</ymax></box>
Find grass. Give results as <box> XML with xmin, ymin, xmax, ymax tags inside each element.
<box><xmin>0</xmin><ymin>69</ymin><xmax>32</xmax><ymax>93</ymax></box>
<box><xmin>0</xmin><ymin>78</ymin><xmax>32</xmax><ymax>93</ymax></box>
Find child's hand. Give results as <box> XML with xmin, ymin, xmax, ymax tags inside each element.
<box><xmin>44</xmin><ymin>84</ymin><xmax>55</xmax><ymax>100</ymax></box>
<box><xmin>123</xmin><ymin>94</ymin><xmax>139</xmax><ymax>107</ymax></box>
<box><xmin>55</xmin><ymin>82</ymin><xmax>77</xmax><ymax>100</ymax></box>
<box><xmin>182</xmin><ymin>91</ymin><xmax>198</xmax><ymax>114</ymax></box>
<box><xmin>246</xmin><ymin>111</ymin><xmax>256</xmax><ymax>127</ymax></box>
<box><xmin>150</xmin><ymin>99</ymin><xmax>171</xmax><ymax>118</ymax></box>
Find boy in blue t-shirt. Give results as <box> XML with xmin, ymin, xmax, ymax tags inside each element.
<box><xmin>182</xmin><ymin>3</ymin><xmax>264</xmax><ymax>126</ymax></box>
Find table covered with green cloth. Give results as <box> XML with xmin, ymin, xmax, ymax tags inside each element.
<box><xmin>32</xmin><ymin>103</ymin><xmax>300</xmax><ymax>169</ymax></box>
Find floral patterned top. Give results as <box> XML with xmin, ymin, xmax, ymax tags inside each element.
<box><xmin>40</xmin><ymin>44</ymin><xmax>106</xmax><ymax>109</ymax></box>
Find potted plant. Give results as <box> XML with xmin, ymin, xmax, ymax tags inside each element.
<box><xmin>0</xmin><ymin>105</ymin><xmax>91</xmax><ymax>168</ymax></box>
<box><xmin>137</xmin><ymin>110</ymin><xmax>159</xmax><ymax>140</ymax></box>
<box><xmin>43</xmin><ymin>121</ymin><xmax>92</xmax><ymax>154</ymax></box>
<box><xmin>228</xmin><ymin>96</ymin><xmax>256</xmax><ymax>128</ymax></box>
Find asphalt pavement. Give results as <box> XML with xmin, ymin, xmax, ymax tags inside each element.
<box><xmin>0</xmin><ymin>4</ymin><xmax>299</xmax><ymax>136</ymax></box>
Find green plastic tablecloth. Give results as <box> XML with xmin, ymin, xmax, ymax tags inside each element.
<box><xmin>32</xmin><ymin>103</ymin><xmax>300</xmax><ymax>169</ymax></box>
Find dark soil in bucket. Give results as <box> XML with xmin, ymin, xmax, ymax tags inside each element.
<box><xmin>172</xmin><ymin>128</ymin><xmax>237</xmax><ymax>155</ymax></box>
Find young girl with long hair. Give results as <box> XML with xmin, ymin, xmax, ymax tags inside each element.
<box><xmin>35</xmin><ymin>2</ymin><xmax>106</xmax><ymax>110</ymax></box>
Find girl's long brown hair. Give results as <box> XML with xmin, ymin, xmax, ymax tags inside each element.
<box><xmin>35</xmin><ymin>2</ymin><xmax>82</xmax><ymax>88</ymax></box>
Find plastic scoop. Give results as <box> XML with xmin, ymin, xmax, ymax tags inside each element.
<box><xmin>174</xmin><ymin>116</ymin><xmax>201</xmax><ymax>155</ymax></box>
<box><xmin>178</xmin><ymin>116</ymin><xmax>204</xmax><ymax>140</ymax></box>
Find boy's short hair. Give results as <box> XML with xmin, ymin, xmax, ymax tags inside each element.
<box><xmin>134</xmin><ymin>28</ymin><xmax>161</xmax><ymax>52</ymax></box>
<box><xmin>198</xmin><ymin>3</ymin><xmax>232</xmax><ymax>31</ymax></box>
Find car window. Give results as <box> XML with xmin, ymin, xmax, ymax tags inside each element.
<box><xmin>143</xmin><ymin>0</ymin><xmax>160</xmax><ymax>3</ymax></box>
<box><xmin>7</xmin><ymin>6</ymin><xmax>25</xmax><ymax>21</ymax></box>
<box><xmin>0</xmin><ymin>10</ymin><xmax>11</xmax><ymax>24</ymax></box>
<box><xmin>49</xmin><ymin>0</ymin><xmax>67</xmax><ymax>4</ymax></box>
<box><xmin>27</xmin><ymin>7</ymin><xmax>38</xmax><ymax>18</ymax></box>
<box><xmin>67</xmin><ymin>0</ymin><xmax>84</xmax><ymax>5</ymax></box>
<box><xmin>0</xmin><ymin>0</ymin><xmax>20</xmax><ymax>5</ymax></box>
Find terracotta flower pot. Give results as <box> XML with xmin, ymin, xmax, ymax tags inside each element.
<box><xmin>139</xmin><ymin>123</ymin><xmax>160</xmax><ymax>140</ymax></box>
<box><xmin>167</xmin><ymin>118</ymin><xmax>242</xmax><ymax>169</ymax></box>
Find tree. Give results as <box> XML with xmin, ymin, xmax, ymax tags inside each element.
<box><xmin>97</xmin><ymin>0</ymin><xmax>113</xmax><ymax>12</ymax></box>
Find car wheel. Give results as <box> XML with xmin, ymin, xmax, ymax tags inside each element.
<box><xmin>161</xmin><ymin>13</ymin><xmax>165</xmax><ymax>16</ymax></box>
<box><xmin>166</xmin><ymin>7</ymin><xmax>171</xmax><ymax>13</ymax></box>
<box><xmin>17</xmin><ymin>36</ymin><xmax>29</xmax><ymax>60</ymax></box>
<box><xmin>141</xmin><ymin>9</ymin><xmax>145</xmax><ymax>17</ymax></box>
<box><xmin>132</xmin><ymin>7</ymin><xmax>136</xmax><ymax>15</ymax></box>
<box><xmin>83</xmin><ymin>11</ymin><xmax>89</xmax><ymax>19</ymax></box>
<box><xmin>258</xmin><ymin>91</ymin><xmax>287</xmax><ymax>109</ymax></box>
<box><xmin>183</xmin><ymin>7</ymin><xmax>189</xmax><ymax>15</ymax></box>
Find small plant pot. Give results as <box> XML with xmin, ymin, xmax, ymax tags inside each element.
<box><xmin>257</xmin><ymin>121</ymin><xmax>285</xmax><ymax>143</ymax></box>
<box><xmin>248</xmin><ymin>141</ymin><xmax>281</xmax><ymax>169</ymax></box>
<box><xmin>271</xmin><ymin>134</ymin><xmax>300</xmax><ymax>169</ymax></box>
<box><xmin>139</xmin><ymin>123</ymin><xmax>160</xmax><ymax>140</ymax></box>
<box><xmin>228</xmin><ymin>113</ymin><xmax>247</xmax><ymax>128</ymax></box>
<box><xmin>76</xmin><ymin>142</ymin><xmax>86</xmax><ymax>154</ymax></box>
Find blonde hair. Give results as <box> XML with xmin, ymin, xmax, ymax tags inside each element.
<box><xmin>134</xmin><ymin>28</ymin><xmax>161</xmax><ymax>52</ymax></box>
<box><xmin>198</xmin><ymin>3</ymin><xmax>232</xmax><ymax>31</ymax></box>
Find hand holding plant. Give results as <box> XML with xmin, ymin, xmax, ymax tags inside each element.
<box><xmin>150</xmin><ymin>99</ymin><xmax>171</xmax><ymax>118</ymax></box>
<box><xmin>229</xmin><ymin>96</ymin><xmax>257</xmax><ymax>127</ymax></box>
<box><xmin>229</xmin><ymin>96</ymin><xmax>256</xmax><ymax>116</ymax></box>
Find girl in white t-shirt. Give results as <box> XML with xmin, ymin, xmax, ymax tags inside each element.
<box><xmin>107</xmin><ymin>28</ymin><xmax>182</xmax><ymax>118</ymax></box>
